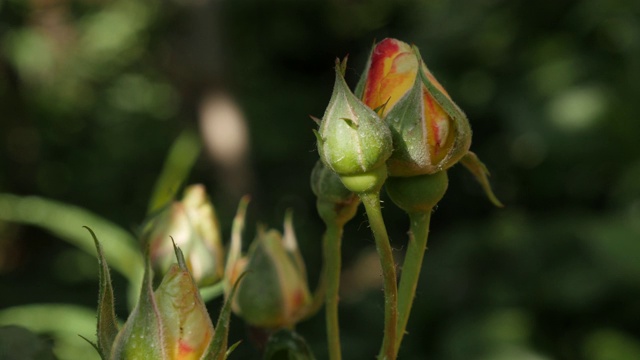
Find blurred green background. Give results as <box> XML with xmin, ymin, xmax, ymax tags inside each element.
<box><xmin>1</xmin><ymin>0</ymin><xmax>639</xmax><ymax>359</ymax></box>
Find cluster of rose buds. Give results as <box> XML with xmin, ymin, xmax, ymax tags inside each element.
<box><xmin>316</xmin><ymin>38</ymin><xmax>500</xmax><ymax>205</ymax></box>
<box><xmin>85</xmin><ymin>37</ymin><xmax>500</xmax><ymax>360</ymax></box>
<box><xmin>88</xmin><ymin>186</ymin><xmax>314</xmax><ymax>359</ymax></box>
<box><xmin>87</xmin><ymin>226</ymin><xmax>221</xmax><ymax>360</ymax></box>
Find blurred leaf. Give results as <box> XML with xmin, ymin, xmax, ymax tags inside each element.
<box><xmin>0</xmin><ymin>325</ymin><xmax>57</xmax><ymax>360</ymax></box>
<box><xmin>147</xmin><ymin>129</ymin><xmax>202</xmax><ymax>214</ymax></box>
<box><xmin>582</xmin><ymin>214</ymin><xmax>640</xmax><ymax>283</ymax></box>
<box><xmin>584</xmin><ymin>329</ymin><xmax>640</xmax><ymax>360</ymax></box>
<box><xmin>0</xmin><ymin>194</ymin><xmax>143</xmax><ymax>282</ymax></box>
<box><xmin>0</xmin><ymin>305</ymin><xmax>105</xmax><ymax>360</ymax></box>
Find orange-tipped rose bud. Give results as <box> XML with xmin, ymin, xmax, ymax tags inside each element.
<box><xmin>144</xmin><ymin>184</ymin><xmax>225</xmax><ymax>286</ymax></box>
<box><xmin>357</xmin><ymin>38</ymin><xmax>471</xmax><ymax>177</ymax></box>
<box><xmin>224</xmin><ymin>198</ymin><xmax>311</xmax><ymax>329</ymax></box>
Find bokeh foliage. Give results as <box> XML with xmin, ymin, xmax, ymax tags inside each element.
<box><xmin>1</xmin><ymin>0</ymin><xmax>639</xmax><ymax>359</ymax></box>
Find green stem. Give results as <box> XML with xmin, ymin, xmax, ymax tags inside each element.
<box><xmin>360</xmin><ymin>192</ymin><xmax>398</xmax><ymax>360</ymax></box>
<box><xmin>323</xmin><ymin>223</ymin><xmax>343</xmax><ymax>360</ymax></box>
<box><xmin>395</xmin><ymin>210</ymin><xmax>431</xmax><ymax>357</ymax></box>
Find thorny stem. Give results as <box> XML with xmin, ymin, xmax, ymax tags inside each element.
<box><xmin>323</xmin><ymin>222</ymin><xmax>343</xmax><ymax>360</ymax></box>
<box><xmin>360</xmin><ymin>191</ymin><xmax>398</xmax><ymax>360</ymax></box>
<box><xmin>394</xmin><ymin>210</ymin><xmax>431</xmax><ymax>357</ymax></box>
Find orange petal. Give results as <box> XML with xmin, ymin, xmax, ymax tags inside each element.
<box><xmin>363</xmin><ymin>38</ymin><xmax>418</xmax><ymax>116</ymax></box>
<box><xmin>423</xmin><ymin>86</ymin><xmax>453</xmax><ymax>163</ymax></box>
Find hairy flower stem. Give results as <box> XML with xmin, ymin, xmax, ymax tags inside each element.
<box><xmin>360</xmin><ymin>192</ymin><xmax>398</xmax><ymax>360</ymax></box>
<box><xmin>394</xmin><ymin>210</ymin><xmax>431</xmax><ymax>357</ymax></box>
<box><xmin>323</xmin><ymin>223</ymin><xmax>343</xmax><ymax>360</ymax></box>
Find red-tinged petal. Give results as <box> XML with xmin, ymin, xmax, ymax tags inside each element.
<box><xmin>420</xmin><ymin>62</ymin><xmax>452</xmax><ymax>101</ymax></box>
<box><xmin>363</xmin><ymin>38</ymin><xmax>417</xmax><ymax>115</ymax></box>
<box><xmin>155</xmin><ymin>264</ymin><xmax>214</xmax><ymax>360</ymax></box>
<box><xmin>423</xmin><ymin>87</ymin><xmax>453</xmax><ymax>163</ymax></box>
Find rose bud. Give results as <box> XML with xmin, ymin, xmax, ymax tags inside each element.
<box><xmin>316</xmin><ymin>58</ymin><xmax>393</xmax><ymax>194</ymax></box>
<box><xmin>357</xmin><ymin>37</ymin><xmax>471</xmax><ymax>177</ymax></box>
<box><xmin>144</xmin><ymin>184</ymin><xmax>225</xmax><ymax>286</ymax></box>
<box><xmin>224</xmin><ymin>198</ymin><xmax>311</xmax><ymax>329</ymax></box>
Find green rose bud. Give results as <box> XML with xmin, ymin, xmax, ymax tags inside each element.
<box><xmin>144</xmin><ymin>184</ymin><xmax>225</xmax><ymax>286</ymax></box>
<box><xmin>316</xmin><ymin>58</ymin><xmax>393</xmax><ymax>194</ymax></box>
<box><xmin>310</xmin><ymin>160</ymin><xmax>360</xmax><ymax>226</ymax></box>
<box><xmin>224</xmin><ymin>198</ymin><xmax>311</xmax><ymax>329</ymax></box>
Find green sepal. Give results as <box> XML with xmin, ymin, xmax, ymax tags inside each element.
<box><xmin>383</xmin><ymin>73</ymin><xmax>431</xmax><ymax>176</ymax></box>
<box><xmin>283</xmin><ymin>210</ymin><xmax>307</xmax><ymax>280</ymax></box>
<box><xmin>460</xmin><ymin>151</ymin><xmax>504</xmax><ymax>207</ymax></box>
<box><xmin>224</xmin><ymin>195</ymin><xmax>250</xmax><ymax>295</ymax></box>
<box><xmin>225</xmin><ymin>340</ymin><xmax>243</xmax><ymax>359</ymax></box>
<box><xmin>338</xmin><ymin>56</ymin><xmax>348</xmax><ymax>76</ymax></box>
<box><xmin>171</xmin><ymin>236</ymin><xmax>188</xmax><ymax>270</ymax></box>
<box><xmin>263</xmin><ymin>329</ymin><xmax>316</xmax><ymax>360</ymax></box>
<box><xmin>110</xmin><ymin>247</ymin><xmax>165</xmax><ymax>359</ymax></box>
<box><xmin>309</xmin><ymin>115</ymin><xmax>321</xmax><ymax>126</ymax></box>
<box><xmin>312</xmin><ymin>129</ymin><xmax>323</xmax><ymax>145</ymax></box>
<box><xmin>354</xmin><ymin>40</ymin><xmax>376</xmax><ymax>99</ymax></box>
<box><xmin>317</xmin><ymin>58</ymin><xmax>392</xmax><ymax>177</ymax></box>
<box><xmin>413</xmin><ymin>45</ymin><xmax>472</xmax><ymax>172</ymax></box>
<box><xmin>85</xmin><ymin>226</ymin><xmax>119</xmax><ymax>360</ymax></box>
<box><xmin>341</xmin><ymin>118</ymin><xmax>358</xmax><ymax>129</ymax></box>
<box><xmin>386</xmin><ymin>171</ymin><xmax>449</xmax><ymax>214</ymax></box>
<box><xmin>205</xmin><ymin>272</ymin><xmax>248</xmax><ymax>360</ymax></box>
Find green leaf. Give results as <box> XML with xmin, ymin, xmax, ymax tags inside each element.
<box><xmin>0</xmin><ymin>304</ymin><xmax>105</xmax><ymax>360</ymax></box>
<box><xmin>460</xmin><ymin>152</ymin><xmax>504</xmax><ymax>207</ymax></box>
<box><xmin>85</xmin><ymin>227</ymin><xmax>119</xmax><ymax>359</ymax></box>
<box><xmin>0</xmin><ymin>194</ymin><xmax>142</xmax><ymax>282</ymax></box>
<box><xmin>0</xmin><ymin>325</ymin><xmax>57</xmax><ymax>360</ymax></box>
<box><xmin>147</xmin><ymin>129</ymin><xmax>202</xmax><ymax>214</ymax></box>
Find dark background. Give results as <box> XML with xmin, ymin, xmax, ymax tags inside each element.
<box><xmin>1</xmin><ymin>0</ymin><xmax>639</xmax><ymax>359</ymax></box>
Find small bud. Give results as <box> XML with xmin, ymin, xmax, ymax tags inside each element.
<box><xmin>386</xmin><ymin>171</ymin><xmax>449</xmax><ymax>214</ymax></box>
<box><xmin>317</xmin><ymin>58</ymin><xmax>393</xmax><ymax>193</ymax></box>
<box><xmin>110</xmin><ymin>247</ymin><xmax>215</xmax><ymax>359</ymax></box>
<box><xmin>310</xmin><ymin>160</ymin><xmax>360</xmax><ymax>226</ymax></box>
<box><xmin>359</xmin><ymin>38</ymin><xmax>471</xmax><ymax>176</ymax></box>
<box><xmin>224</xmin><ymin>199</ymin><xmax>311</xmax><ymax>329</ymax></box>
<box><xmin>264</xmin><ymin>329</ymin><xmax>316</xmax><ymax>360</ymax></box>
<box><xmin>153</xmin><ymin>260</ymin><xmax>215</xmax><ymax>360</ymax></box>
<box><xmin>144</xmin><ymin>184</ymin><xmax>224</xmax><ymax>286</ymax></box>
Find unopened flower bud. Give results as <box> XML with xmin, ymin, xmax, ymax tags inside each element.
<box><xmin>359</xmin><ymin>38</ymin><xmax>471</xmax><ymax>177</ymax></box>
<box><xmin>110</xmin><ymin>248</ymin><xmax>215</xmax><ymax>360</ymax></box>
<box><xmin>316</xmin><ymin>58</ymin><xmax>393</xmax><ymax>194</ymax></box>
<box><xmin>224</xmin><ymin>199</ymin><xmax>311</xmax><ymax>329</ymax></box>
<box><xmin>144</xmin><ymin>184</ymin><xmax>224</xmax><ymax>286</ymax></box>
<box><xmin>310</xmin><ymin>160</ymin><xmax>360</xmax><ymax>226</ymax></box>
